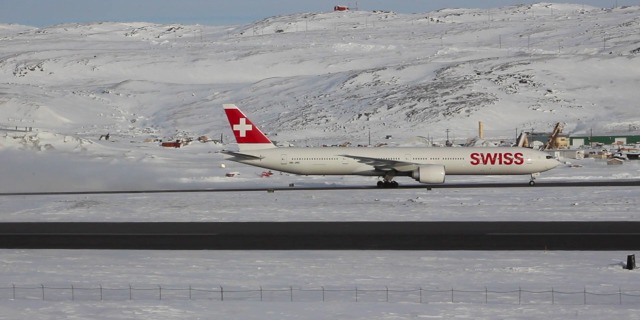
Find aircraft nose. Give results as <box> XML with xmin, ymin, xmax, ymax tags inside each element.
<box><xmin>548</xmin><ymin>158</ymin><xmax>561</xmax><ymax>169</ymax></box>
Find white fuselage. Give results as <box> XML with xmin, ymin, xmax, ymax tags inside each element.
<box><xmin>228</xmin><ymin>146</ymin><xmax>559</xmax><ymax>177</ymax></box>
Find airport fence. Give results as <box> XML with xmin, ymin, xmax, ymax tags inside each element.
<box><xmin>0</xmin><ymin>124</ymin><xmax>33</xmax><ymax>132</ymax></box>
<box><xmin>1</xmin><ymin>285</ymin><xmax>640</xmax><ymax>305</ymax></box>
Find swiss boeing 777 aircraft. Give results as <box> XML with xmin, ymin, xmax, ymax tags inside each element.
<box><xmin>222</xmin><ymin>104</ymin><xmax>559</xmax><ymax>187</ymax></box>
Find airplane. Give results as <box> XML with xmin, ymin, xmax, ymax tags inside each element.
<box><xmin>221</xmin><ymin>104</ymin><xmax>560</xmax><ymax>187</ymax></box>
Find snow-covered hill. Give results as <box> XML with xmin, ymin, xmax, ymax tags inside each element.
<box><xmin>2</xmin><ymin>6</ymin><xmax>640</xmax><ymax>319</ymax></box>
<box><xmin>2</xmin><ymin>3</ymin><xmax>639</xmax><ymax>142</ymax></box>
<box><xmin>1</xmin><ymin>3</ymin><xmax>639</xmax><ymax>191</ymax></box>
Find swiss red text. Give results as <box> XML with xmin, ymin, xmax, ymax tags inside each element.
<box><xmin>469</xmin><ymin>152</ymin><xmax>525</xmax><ymax>165</ymax></box>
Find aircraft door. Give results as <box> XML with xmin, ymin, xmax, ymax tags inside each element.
<box><xmin>281</xmin><ymin>154</ymin><xmax>288</xmax><ymax>165</ymax></box>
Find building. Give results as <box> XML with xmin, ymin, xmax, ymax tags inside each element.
<box><xmin>570</xmin><ymin>135</ymin><xmax>640</xmax><ymax>147</ymax></box>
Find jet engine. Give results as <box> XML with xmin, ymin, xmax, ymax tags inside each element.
<box><xmin>411</xmin><ymin>165</ymin><xmax>445</xmax><ymax>184</ymax></box>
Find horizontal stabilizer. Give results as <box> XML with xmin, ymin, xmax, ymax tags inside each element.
<box><xmin>221</xmin><ymin>150</ymin><xmax>264</xmax><ymax>160</ymax></box>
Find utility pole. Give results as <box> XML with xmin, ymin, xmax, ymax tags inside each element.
<box><xmin>446</xmin><ymin>129</ymin><xmax>452</xmax><ymax>147</ymax></box>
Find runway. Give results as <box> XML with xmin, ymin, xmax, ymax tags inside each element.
<box><xmin>2</xmin><ymin>181</ymin><xmax>638</xmax><ymax>250</ymax></box>
<box><xmin>1</xmin><ymin>221</ymin><xmax>639</xmax><ymax>250</ymax></box>
<box><xmin>1</xmin><ymin>179</ymin><xmax>639</xmax><ymax>196</ymax></box>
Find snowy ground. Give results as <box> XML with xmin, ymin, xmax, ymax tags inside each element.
<box><xmin>0</xmin><ymin>250</ymin><xmax>639</xmax><ymax>319</ymax></box>
<box><xmin>1</xmin><ymin>151</ymin><xmax>640</xmax><ymax>222</ymax></box>
<box><xmin>1</xmin><ymin>158</ymin><xmax>640</xmax><ymax>319</ymax></box>
<box><xmin>2</xmin><ymin>2</ymin><xmax>640</xmax><ymax>319</ymax></box>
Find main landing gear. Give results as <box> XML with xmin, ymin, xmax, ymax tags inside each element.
<box><xmin>377</xmin><ymin>172</ymin><xmax>399</xmax><ymax>188</ymax></box>
<box><xmin>529</xmin><ymin>172</ymin><xmax>541</xmax><ymax>186</ymax></box>
<box><xmin>377</xmin><ymin>180</ymin><xmax>399</xmax><ymax>188</ymax></box>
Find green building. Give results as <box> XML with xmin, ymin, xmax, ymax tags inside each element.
<box><xmin>570</xmin><ymin>135</ymin><xmax>640</xmax><ymax>147</ymax></box>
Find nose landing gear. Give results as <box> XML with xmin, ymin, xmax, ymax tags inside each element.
<box><xmin>529</xmin><ymin>172</ymin><xmax>541</xmax><ymax>186</ymax></box>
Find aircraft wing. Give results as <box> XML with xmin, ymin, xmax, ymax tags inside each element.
<box><xmin>220</xmin><ymin>150</ymin><xmax>264</xmax><ymax>160</ymax></box>
<box><xmin>340</xmin><ymin>155</ymin><xmax>419</xmax><ymax>172</ymax></box>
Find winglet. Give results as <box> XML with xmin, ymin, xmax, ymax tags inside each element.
<box><xmin>223</xmin><ymin>104</ymin><xmax>276</xmax><ymax>151</ymax></box>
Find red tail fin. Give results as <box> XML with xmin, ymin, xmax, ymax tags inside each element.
<box><xmin>223</xmin><ymin>104</ymin><xmax>275</xmax><ymax>150</ymax></box>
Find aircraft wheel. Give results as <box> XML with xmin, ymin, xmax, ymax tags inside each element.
<box><xmin>377</xmin><ymin>181</ymin><xmax>399</xmax><ymax>188</ymax></box>
<box><xmin>528</xmin><ymin>180</ymin><xmax>536</xmax><ymax>186</ymax></box>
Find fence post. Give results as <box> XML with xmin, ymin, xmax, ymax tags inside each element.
<box><xmin>519</xmin><ymin>287</ymin><xmax>521</xmax><ymax>305</ymax></box>
<box><xmin>584</xmin><ymin>287</ymin><xmax>586</xmax><ymax>305</ymax></box>
<box><xmin>322</xmin><ymin>286</ymin><xmax>325</xmax><ymax>302</ymax></box>
<box><xmin>355</xmin><ymin>287</ymin><xmax>358</xmax><ymax>302</ymax></box>
<box><xmin>71</xmin><ymin>285</ymin><xmax>74</xmax><ymax>301</ymax></box>
<box><xmin>189</xmin><ymin>285</ymin><xmax>192</xmax><ymax>300</ymax></box>
<box><xmin>386</xmin><ymin>286</ymin><xmax>389</xmax><ymax>302</ymax></box>
<box><xmin>220</xmin><ymin>286</ymin><xmax>224</xmax><ymax>301</ymax></box>
<box><xmin>419</xmin><ymin>287</ymin><xmax>422</xmax><ymax>304</ymax></box>
<box><xmin>100</xmin><ymin>285</ymin><xmax>103</xmax><ymax>301</ymax></box>
<box><xmin>260</xmin><ymin>286</ymin><xmax>263</xmax><ymax>302</ymax></box>
<box><xmin>451</xmin><ymin>288</ymin><xmax>454</xmax><ymax>303</ymax></box>
<box><xmin>159</xmin><ymin>285</ymin><xmax>162</xmax><ymax>301</ymax></box>
<box><xmin>620</xmin><ymin>288</ymin><xmax>622</xmax><ymax>305</ymax></box>
<box><xmin>290</xmin><ymin>286</ymin><xmax>293</xmax><ymax>302</ymax></box>
<box><xmin>551</xmin><ymin>288</ymin><xmax>554</xmax><ymax>305</ymax></box>
<box><xmin>12</xmin><ymin>284</ymin><xmax>15</xmax><ymax>300</ymax></box>
<box><xmin>485</xmin><ymin>287</ymin><xmax>488</xmax><ymax>304</ymax></box>
<box><xmin>129</xmin><ymin>284</ymin><xmax>132</xmax><ymax>300</ymax></box>
<box><xmin>41</xmin><ymin>284</ymin><xmax>45</xmax><ymax>301</ymax></box>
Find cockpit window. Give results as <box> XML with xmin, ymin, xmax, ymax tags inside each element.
<box><xmin>546</xmin><ymin>155</ymin><xmax>554</xmax><ymax>159</ymax></box>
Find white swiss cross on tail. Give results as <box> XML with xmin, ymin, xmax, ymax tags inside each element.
<box><xmin>223</xmin><ymin>104</ymin><xmax>275</xmax><ymax>151</ymax></box>
<box><xmin>233</xmin><ymin>117</ymin><xmax>252</xmax><ymax>137</ymax></box>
